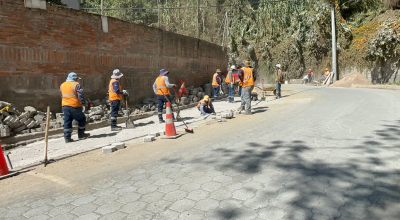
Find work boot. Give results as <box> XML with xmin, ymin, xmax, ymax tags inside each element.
<box><xmin>78</xmin><ymin>133</ymin><xmax>91</xmax><ymax>140</ymax></box>
<box><xmin>159</xmin><ymin>119</ymin><xmax>165</xmax><ymax>123</ymax></box>
<box><xmin>243</xmin><ymin>111</ymin><xmax>252</xmax><ymax>115</ymax></box>
<box><xmin>65</xmin><ymin>139</ymin><xmax>75</xmax><ymax>143</ymax></box>
<box><xmin>237</xmin><ymin>106</ymin><xmax>244</xmax><ymax>111</ymax></box>
<box><xmin>111</xmin><ymin>126</ymin><xmax>123</xmax><ymax>131</ymax></box>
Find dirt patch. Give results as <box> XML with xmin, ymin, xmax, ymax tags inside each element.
<box><xmin>330</xmin><ymin>72</ymin><xmax>372</xmax><ymax>88</ymax></box>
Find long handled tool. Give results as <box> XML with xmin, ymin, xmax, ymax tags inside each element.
<box><xmin>158</xmin><ymin>89</ymin><xmax>193</xmax><ymax>133</ymax></box>
<box><xmin>125</xmin><ymin>96</ymin><xmax>135</xmax><ymax>128</ymax></box>
<box><xmin>44</xmin><ymin>106</ymin><xmax>50</xmax><ymax>167</ymax></box>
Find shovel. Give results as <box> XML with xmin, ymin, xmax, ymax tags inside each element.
<box><xmin>158</xmin><ymin>89</ymin><xmax>194</xmax><ymax>133</ymax></box>
<box><xmin>125</xmin><ymin>97</ymin><xmax>135</xmax><ymax>128</ymax></box>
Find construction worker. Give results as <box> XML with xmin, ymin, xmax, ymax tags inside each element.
<box><xmin>322</xmin><ymin>68</ymin><xmax>330</xmax><ymax>81</ymax></box>
<box><xmin>251</xmin><ymin>87</ymin><xmax>258</xmax><ymax>101</ymax></box>
<box><xmin>275</xmin><ymin>64</ymin><xmax>283</xmax><ymax>99</ymax></box>
<box><xmin>226</xmin><ymin>65</ymin><xmax>236</xmax><ymax>103</ymax></box>
<box><xmin>109</xmin><ymin>69</ymin><xmax>130</xmax><ymax>131</ymax></box>
<box><xmin>153</xmin><ymin>69</ymin><xmax>176</xmax><ymax>123</ymax></box>
<box><xmin>212</xmin><ymin>69</ymin><xmax>222</xmax><ymax>101</ymax></box>
<box><xmin>238</xmin><ymin>60</ymin><xmax>257</xmax><ymax>115</ymax></box>
<box><xmin>197</xmin><ymin>95</ymin><xmax>215</xmax><ymax>115</ymax></box>
<box><xmin>236</xmin><ymin>64</ymin><xmax>243</xmax><ymax>97</ymax></box>
<box><xmin>60</xmin><ymin>72</ymin><xmax>90</xmax><ymax>143</ymax></box>
<box><xmin>307</xmin><ymin>69</ymin><xmax>313</xmax><ymax>83</ymax></box>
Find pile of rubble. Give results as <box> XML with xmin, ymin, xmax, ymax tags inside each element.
<box><xmin>0</xmin><ymin>83</ymin><xmax>225</xmax><ymax>138</ymax></box>
<box><xmin>0</xmin><ymin>101</ymin><xmax>50</xmax><ymax>137</ymax></box>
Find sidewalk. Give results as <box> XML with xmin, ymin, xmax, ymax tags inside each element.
<box><xmin>6</xmin><ymin>93</ymin><xmax>277</xmax><ymax>169</ymax></box>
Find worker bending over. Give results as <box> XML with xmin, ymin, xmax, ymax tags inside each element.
<box><xmin>251</xmin><ymin>87</ymin><xmax>258</xmax><ymax>101</ymax></box>
<box><xmin>197</xmin><ymin>95</ymin><xmax>216</xmax><ymax>116</ymax></box>
<box><xmin>60</xmin><ymin>72</ymin><xmax>90</xmax><ymax>143</ymax></box>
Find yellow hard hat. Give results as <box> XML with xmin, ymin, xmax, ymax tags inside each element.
<box><xmin>309</xmin><ymin>69</ymin><xmax>312</xmax><ymax>71</ymax></box>
<box><xmin>326</xmin><ymin>68</ymin><xmax>329</xmax><ymax>70</ymax></box>
<box><xmin>203</xmin><ymin>95</ymin><xmax>210</xmax><ymax>101</ymax></box>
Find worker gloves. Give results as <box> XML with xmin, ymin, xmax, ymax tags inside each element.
<box><xmin>123</xmin><ymin>90</ymin><xmax>130</xmax><ymax>96</ymax></box>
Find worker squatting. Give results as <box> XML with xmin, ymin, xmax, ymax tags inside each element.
<box><xmin>60</xmin><ymin>62</ymin><xmax>283</xmax><ymax>143</ymax></box>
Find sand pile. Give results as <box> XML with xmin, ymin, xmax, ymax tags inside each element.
<box><xmin>330</xmin><ymin>72</ymin><xmax>372</xmax><ymax>88</ymax></box>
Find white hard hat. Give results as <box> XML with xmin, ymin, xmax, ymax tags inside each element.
<box><xmin>230</xmin><ymin>65</ymin><xmax>236</xmax><ymax>69</ymax></box>
<box><xmin>275</xmin><ymin>64</ymin><xmax>281</xmax><ymax>68</ymax></box>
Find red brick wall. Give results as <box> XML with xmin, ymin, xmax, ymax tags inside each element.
<box><xmin>0</xmin><ymin>0</ymin><xmax>228</xmax><ymax>112</ymax></box>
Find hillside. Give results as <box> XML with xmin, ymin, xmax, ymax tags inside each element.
<box><xmin>80</xmin><ymin>0</ymin><xmax>400</xmax><ymax>83</ymax></box>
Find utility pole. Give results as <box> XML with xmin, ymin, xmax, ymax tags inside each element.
<box><xmin>331</xmin><ymin>3</ymin><xmax>337</xmax><ymax>82</ymax></box>
<box><xmin>196</xmin><ymin>0</ymin><xmax>200</xmax><ymax>38</ymax></box>
<box><xmin>101</xmin><ymin>0</ymin><xmax>104</xmax><ymax>16</ymax></box>
<box><xmin>158</xmin><ymin>0</ymin><xmax>161</xmax><ymax>28</ymax></box>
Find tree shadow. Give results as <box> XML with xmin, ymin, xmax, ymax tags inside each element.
<box><xmin>135</xmin><ymin>121</ymin><xmax>155</xmax><ymax>127</ymax></box>
<box><xmin>160</xmin><ymin>120</ymin><xmax>400</xmax><ymax>220</ymax></box>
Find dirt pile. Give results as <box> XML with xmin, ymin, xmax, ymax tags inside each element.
<box><xmin>330</xmin><ymin>72</ymin><xmax>372</xmax><ymax>88</ymax></box>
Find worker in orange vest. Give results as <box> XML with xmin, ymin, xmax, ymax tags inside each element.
<box><xmin>322</xmin><ymin>68</ymin><xmax>330</xmax><ymax>80</ymax></box>
<box><xmin>197</xmin><ymin>95</ymin><xmax>215</xmax><ymax>115</ymax></box>
<box><xmin>212</xmin><ymin>69</ymin><xmax>222</xmax><ymax>101</ymax></box>
<box><xmin>226</xmin><ymin>65</ymin><xmax>236</xmax><ymax>103</ymax></box>
<box><xmin>60</xmin><ymin>72</ymin><xmax>90</xmax><ymax>143</ymax></box>
<box><xmin>153</xmin><ymin>69</ymin><xmax>176</xmax><ymax>123</ymax></box>
<box><xmin>275</xmin><ymin>64</ymin><xmax>283</xmax><ymax>99</ymax></box>
<box><xmin>109</xmin><ymin>69</ymin><xmax>130</xmax><ymax>131</ymax></box>
<box><xmin>237</xmin><ymin>61</ymin><xmax>257</xmax><ymax>115</ymax></box>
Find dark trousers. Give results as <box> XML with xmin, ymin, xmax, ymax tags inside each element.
<box><xmin>63</xmin><ymin>106</ymin><xmax>86</xmax><ymax>140</ymax></box>
<box><xmin>110</xmin><ymin>100</ymin><xmax>120</xmax><ymax>128</ymax></box>
<box><xmin>157</xmin><ymin>95</ymin><xmax>174</xmax><ymax>120</ymax></box>
<box><xmin>213</xmin><ymin>86</ymin><xmax>220</xmax><ymax>100</ymax></box>
<box><xmin>228</xmin><ymin>84</ymin><xmax>234</xmax><ymax>102</ymax></box>
<box><xmin>199</xmin><ymin>106</ymin><xmax>215</xmax><ymax>114</ymax></box>
<box><xmin>308</xmin><ymin>74</ymin><xmax>312</xmax><ymax>83</ymax></box>
<box><xmin>276</xmin><ymin>82</ymin><xmax>282</xmax><ymax>98</ymax></box>
<box><xmin>238</xmin><ymin>86</ymin><xmax>242</xmax><ymax>96</ymax></box>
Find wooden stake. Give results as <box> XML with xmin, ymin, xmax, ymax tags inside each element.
<box><xmin>44</xmin><ymin>106</ymin><xmax>50</xmax><ymax>167</ymax></box>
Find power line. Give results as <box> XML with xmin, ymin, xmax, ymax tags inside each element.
<box><xmin>82</xmin><ymin>0</ymin><xmax>303</xmax><ymax>11</ymax></box>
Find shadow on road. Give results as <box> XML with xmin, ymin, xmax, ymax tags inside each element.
<box><xmin>161</xmin><ymin>120</ymin><xmax>400</xmax><ymax>220</ymax></box>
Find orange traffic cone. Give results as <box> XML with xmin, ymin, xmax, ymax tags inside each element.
<box><xmin>0</xmin><ymin>142</ymin><xmax>10</xmax><ymax>177</ymax></box>
<box><xmin>163</xmin><ymin>102</ymin><xmax>181</xmax><ymax>139</ymax></box>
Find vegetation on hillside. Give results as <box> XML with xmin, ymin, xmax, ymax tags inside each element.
<box><xmin>81</xmin><ymin>0</ymin><xmax>400</xmax><ymax>83</ymax></box>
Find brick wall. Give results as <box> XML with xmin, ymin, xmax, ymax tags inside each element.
<box><xmin>0</xmin><ymin>0</ymin><xmax>228</xmax><ymax>112</ymax></box>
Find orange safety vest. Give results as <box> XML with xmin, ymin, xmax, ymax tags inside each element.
<box><xmin>108</xmin><ymin>79</ymin><xmax>122</xmax><ymax>101</ymax></box>
<box><xmin>241</xmin><ymin>67</ymin><xmax>254</xmax><ymax>88</ymax></box>
<box><xmin>60</xmin><ymin>81</ymin><xmax>82</xmax><ymax>107</ymax></box>
<box><xmin>197</xmin><ymin>99</ymin><xmax>210</xmax><ymax>109</ymax></box>
<box><xmin>225</xmin><ymin>72</ymin><xmax>233</xmax><ymax>83</ymax></box>
<box><xmin>155</xmin><ymin>76</ymin><xmax>170</xmax><ymax>95</ymax></box>
<box><xmin>324</xmin><ymin>71</ymin><xmax>329</xmax><ymax>78</ymax></box>
<box><xmin>212</xmin><ymin>73</ymin><xmax>220</xmax><ymax>86</ymax></box>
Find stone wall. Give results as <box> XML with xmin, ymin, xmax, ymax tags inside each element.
<box><xmin>0</xmin><ymin>0</ymin><xmax>228</xmax><ymax>112</ymax></box>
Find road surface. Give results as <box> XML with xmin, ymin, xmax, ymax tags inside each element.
<box><xmin>1</xmin><ymin>85</ymin><xmax>399</xmax><ymax>220</ymax></box>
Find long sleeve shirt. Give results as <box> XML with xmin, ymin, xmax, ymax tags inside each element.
<box><xmin>200</xmin><ymin>102</ymin><xmax>214</xmax><ymax>115</ymax></box>
<box><xmin>112</xmin><ymin>81</ymin><xmax>124</xmax><ymax>94</ymax></box>
<box><xmin>153</xmin><ymin>76</ymin><xmax>174</xmax><ymax>94</ymax></box>
<box><xmin>76</xmin><ymin>84</ymin><xmax>85</xmax><ymax>104</ymax></box>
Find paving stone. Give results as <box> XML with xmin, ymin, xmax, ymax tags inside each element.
<box><xmin>201</xmin><ymin>181</ymin><xmax>222</xmax><ymax>192</ymax></box>
<box><xmin>126</xmin><ymin>210</ymin><xmax>154</xmax><ymax>220</ymax></box>
<box><xmin>111</xmin><ymin>142</ymin><xmax>125</xmax><ymax>150</ymax></box>
<box><xmin>120</xmin><ymin>201</ymin><xmax>148</xmax><ymax>214</ymax></box>
<box><xmin>49</xmin><ymin>213</ymin><xmax>77</xmax><ymax>220</ymax></box>
<box><xmin>137</xmin><ymin>184</ymin><xmax>159</xmax><ymax>194</ymax></box>
<box><xmin>164</xmin><ymin>190</ymin><xmax>188</xmax><ymax>202</ymax></box>
<box><xmin>3</xmin><ymin>206</ymin><xmax>30</xmax><ymax>218</ymax></box>
<box><xmin>153</xmin><ymin>177</ymin><xmax>173</xmax><ymax>186</ymax></box>
<box><xmin>180</xmin><ymin>183</ymin><xmax>201</xmax><ymax>192</ymax></box>
<box><xmin>72</xmin><ymin>195</ymin><xmax>98</xmax><ymax>206</ymax></box>
<box><xmin>158</xmin><ymin>130</ymin><xmax>165</xmax><ymax>136</ymax></box>
<box><xmin>169</xmin><ymin>199</ymin><xmax>196</xmax><ymax>212</ymax></box>
<box><xmin>148</xmin><ymin>132</ymin><xmax>160</xmax><ymax>137</ymax></box>
<box><xmin>94</xmin><ymin>201</ymin><xmax>124</xmax><ymax>215</ymax></box>
<box><xmin>146</xmin><ymin>199</ymin><xmax>171</xmax><ymax>213</ymax></box>
<box><xmin>70</xmin><ymin>203</ymin><xmax>99</xmax><ymax>216</ymax></box>
<box><xmin>232</xmin><ymin>188</ymin><xmax>256</xmax><ymax>200</ymax></box>
<box><xmin>141</xmin><ymin>191</ymin><xmax>165</xmax><ymax>203</ymax></box>
<box><xmin>153</xmin><ymin>209</ymin><xmax>180</xmax><ymax>220</ymax></box>
<box><xmin>187</xmin><ymin>190</ymin><xmax>209</xmax><ymax>201</ymax></box>
<box><xmin>116</xmin><ymin>192</ymin><xmax>141</xmax><ymax>204</ymax></box>
<box><xmin>98</xmin><ymin>211</ymin><xmax>128</xmax><ymax>220</ymax></box>
<box><xmin>114</xmin><ymin>186</ymin><xmax>137</xmax><ymax>195</ymax></box>
<box><xmin>195</xmin><ymin>198</ymin><xmax>220</xmax><ymax>211</ymax></box>
<box><xmin>157</xmin><ymin>184</ymin><xmax>181</xmax><ymax>193</ymax></box>
<box><xmin>178</xmin><ymin>209</ymin><xmax>205</xmax><ymax>220</ymax></box>
<box><xmin>144</xmin><ymin>136</ymin><xmax>155</xmax><ymax>142</ymax></box>
<box><xmin>75</xmin><ymin>212</ymin><xmax>101</xmax><ymax>220</ymax></box>
<box><xmin>102</xmin><ymin>145</ymin><xmax>116</xmax><ymax>154</ymax></box>
<box><xmin>47</xmin><ymin>204</ymin><xmax>76</xmax><ymax>217</ymax></box>
<box><xmin>209</xmin><ymin>190</ymin><xmax>233</xmax><ymax>201</ymax></box>
<box><xmin>23</xmin><ymin>205</ymin><xmax>52</xmax><ymax>218</ymax></box>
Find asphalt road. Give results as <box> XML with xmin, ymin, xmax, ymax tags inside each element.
<box><xmin>1</xmin><ymin>85</ymin><xmax>399</xmax><ymax>220</ymax></box>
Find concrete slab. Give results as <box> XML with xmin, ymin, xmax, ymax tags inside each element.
<box><xmin>112</xmin><ymin>142</ymin><xmax>125</xmax><ymax>150</ymax></box>
<box><xmin>143</xmin><ymin>136</ymin><xmax>155</xmax><ymax>142</ymax></box>
<box><xmin>102</xmin><ymin>146</ymin><xmax>116</xmax><ymax>154</ymax></box>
